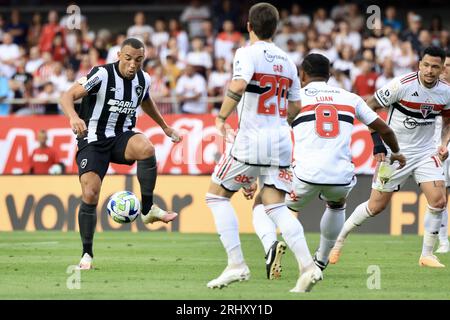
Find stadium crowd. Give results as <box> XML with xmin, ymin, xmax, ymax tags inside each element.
<box><xmin>0</xmin><ymin>0</ymin><xmax>448</xmax><ymax>115</ymax></box>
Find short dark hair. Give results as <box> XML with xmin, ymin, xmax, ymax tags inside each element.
<box><xmin>121</xmin><ymin>37</ymin><xmax>145</xmax><ymax>50</ymax></box>
<box><xmin>301</xmin><ymin>53</ymin><xmax>330</xmax><ymax>78</ymax></box>
<box><xmin>249</xmin><ymin>3</ymin><xmax>279</xmax><ymax>40</ymax></box>
<box><xmin>420</xmin><ymin>46</ymin><xmax>446</xmax><ymax>62</ymax></box>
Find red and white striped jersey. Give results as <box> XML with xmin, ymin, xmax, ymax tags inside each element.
<box><xmin>230</xmin><ymin>41</ymin><xmax>301</xmax><ymax>167</ymax></box>
<box><xmin>374</xmin><ymin>72</ymin><xmax>450</xmax><ymax>160</ymax></box>
<box><xmin>292</xmin><ymin>81</ymin><xmax>378</xmax><ymax>185</ymax></box>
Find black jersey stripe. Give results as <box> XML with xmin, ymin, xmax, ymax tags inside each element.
<box><xmin>291</xmin><ymin>114</ymin><xmax>354</xmax><ymax>127</ymax></box>
<box><xmin>95</xmin><ymin>64</ymin><xmax>116</xmax><ymax>140</ymax></box>
<box><xmin>130</xmin><ymin>70</ymin><xmax>146</xmax><ymax>130</ymax></box>
<box><xmin>392</xmin><ymin>102</ymin><xmax>438</xmax><ymax>119</ymax></box>
<box><xmin>115</xmin><ymin>76</ymin><xmax>132</xmax><ymax>136</ymax></box>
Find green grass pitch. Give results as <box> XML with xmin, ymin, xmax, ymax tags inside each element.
<box><xmin>0</xmin><ymin>231</ymin><xmax>449</xmax><ymax>300</ymax></box>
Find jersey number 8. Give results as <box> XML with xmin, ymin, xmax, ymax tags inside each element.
<box><xmin>257</xmin><ymin>75</ymin><xmax>290</xmax><ymax>117</ymax></box>
<box><xmin>315</xmin><ymin>104</ymin><xmax>340</xmax><ymax>138</ymax></box>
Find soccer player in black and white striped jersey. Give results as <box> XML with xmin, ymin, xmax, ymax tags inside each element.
<box><xmin>60</xmin><ymin>38</ymin><xmax>182</xmax><ymax>270</ymax></box>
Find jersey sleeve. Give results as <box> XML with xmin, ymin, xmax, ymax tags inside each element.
<box><xmin>355</xmin><ymin>96</ymin><xmax>379</xmax><ymax>125</ymax></box>
<box><xmin>288</xmin><ymin>62</ymin><xmax>301</xmax><ymax>102</ymax></box>
<box><xmin>142</xmin><ymin>72</ymin><xmax>152</xmax><ymax>101</ymax></box>
<box><xmin>77</xmin><ymin>67</ymin><xmax>107</xmax><ymax>94</ymax></box>
<box><xmin>373</xmin><ymin>76</ymin><xmax>402</xmax><ymax>108</ymax></box>
<box><xmin>442</xmin><ymin>89</ymin><xmax>450</xmax><ymax>118</ymax></box>
<box><xmin>232</xmin><ymin>47</ymin><xmax>254</xmax><ymax>83</ymax></box>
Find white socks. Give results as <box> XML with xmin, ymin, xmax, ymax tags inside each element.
<box><xmin>439</xmin><ymin>209</ymin><xmax>449</xmax><ymax>244</ymax></box>
<box><xmin>317</xmin><ymin>207</ymin><xmax>345</xmax><ymax>263</ymax></box>
<box><xmin>266</xmin><ymin>203</ymin><xmax>314</xmax><ymax>271</ymax></box>
<box><xmin>206</xmin><ymin>193</ymin><xmax>244</xmax><ymax>266</ymax></box>
<box><xmin>336</xmin><ymin>201</ymin><xmax>372</xmax><ymax>243</ymax></box>
<box><xmin>252</xmin><ymin>204</ymin><xmax>277</xmax><ymax>254</ymax></box>
<box><xmin>422</xmin><ymin>206</ymin><xmax>444</xmax><ymax>256</ymax></box>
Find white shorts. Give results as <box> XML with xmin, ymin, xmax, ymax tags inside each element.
<box><xmin>211</xmin><ymin>154</ymin><xmax>292</xmax><ymax>193</ymax></box>
<box><xmin>444</xmin><ymin>159</ymin><xmax>450</xmax><ymax>187</ymax></box>
<box><xmin>372</xmin><ymin>155</ymin><xmax>445</xmax><ymax>192</ymax></box>
<box><xmin>286</xmin><ymin>174</ymin><xmax>357</xmax><ymax>212</ymax></box>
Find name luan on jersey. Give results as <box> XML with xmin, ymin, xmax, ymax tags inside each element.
<box><xmin>374</xmin><ymin>72</ymin><xmax>450</xmax><ymax>160</ymax></box>
<box><xmin>230</xmin><ymin>41</ymin><xmax>301</xmax><ymax>167</ymax></box>
<box><xmin>77</xmin><ymin>62</ymin><xmax>151</xmax><ymax>146</ymax></box>
<box><xmin>291</xmin><ymin>81</ymin><xmax>378</xmax><ymax>185</ymax></box>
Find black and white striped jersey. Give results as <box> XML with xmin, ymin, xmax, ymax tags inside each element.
<box><xmin>76</xmin><ymin>61</ymin><xmax>151</xmax><ymax>147</ymax></box>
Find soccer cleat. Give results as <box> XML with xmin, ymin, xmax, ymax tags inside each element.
<box><xmin>419</xmin><ymin>255</ymin><xmax>445</xmax><ymax>268</ymax></box>
<box><xmin>207</xmin><ymin>264</ymin><xmax>250</xmax><ymax>289</ymax></box>
<box><xmin>435</xmin><ymin>241</ymin><xmax>450</xmax><ymax>254</ymax></box>
<box><xmin>313</xmin><ymin>252</ymin><xmax>328</xmax><ymax>271</ymax></box>
<box><xmin>141</xmin><ymin>204</ymin><xmax>178</xmax><ymax>224</ymax></box>
<box><xmin>76</xmin><ymin>253</ymin><xmax>93</xmax><ymax>270</ymax></box>
<box><xmin>265</xmin><ymin>240</ymin><xmax>287</xmax><ymax>280</ymax></box>
<box><xmin>329</xmin><ymin>241</ymin><xmax>344</xmax><ymax>264</ymax></box>
<box><xmin>290</xmin><ymin>265</ymin><xmax>323</xmax><ymax>293</ymax></box>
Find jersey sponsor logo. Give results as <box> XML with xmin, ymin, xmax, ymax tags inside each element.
<box><xmin>263</xmin><ymin>50</ymin><xmax>287</xmax><ymax>63</ymax></box>
<box><xmin>305</xmin><ymin>88</ymin><xmax>318</xmax><ymax>96</ymax></box>
<box><xmin>411</xmin><ymin>91</ymin><xmax>419</xmax><ymax>97</ymax></box>
<box><xmin>107</xmin><ymin>99</ymin><xmax>136</xmax><ymax>114</ymax></box>
<box><xmin>135</xmin><ymin>85</ymin><xmax>143</xmax><ymax>97</ymax></box>
<box><xmin>420</xmin><ymin>105</ymin><xmax>434</xmax><ymax>118</ymax></box>
<box><xmin>403</xmin><ymin>117</ymin><xmax>434</xmax><ymax>129</ymax></box>
<box><xmin>109</xmin><ymin>87</ymin><xmax>120</xmax><ymax>92</ymax></box>
<box><xmin>84</xmin><ymin>76</ymin><xmax>100</xmax><ymax>91</ymax></box>
<box><xmin>234</xmin><ymin>174</ymin><xmax>254</xmax><ymax>184</ymax></box>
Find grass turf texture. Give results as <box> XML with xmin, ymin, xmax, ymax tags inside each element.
<box><xmin>0</xmin><ymin>232</ymin><xmax>449</xmax><ymax>299</ymax></box>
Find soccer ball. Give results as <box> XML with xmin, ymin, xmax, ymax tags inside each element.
<box><xmin>107</xmin><ymin>191</ymin><xmax>141</xmax><ymax>224</ymax></box>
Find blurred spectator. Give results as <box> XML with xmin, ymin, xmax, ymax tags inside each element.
<box><xmin>150</xmin><ymin>64</ymin><xmax>172</xmax><ymax>114</ymax></box>
<box><xmin>345</xmin><ymin>3</ymin><xmax>364</xmax><ymax>33</ymax></box>
<box><xmin>0</xmin><ymin>33</ymin><xmax>21</xmax><ymax>79</ymax></box>
<box><xmin>286</xmin><ymin>39</ymin><xmax>302</xmax><ymax>67</ymax></box>
<box><xmin>392</xmin><ymin>41</ymin><xmax>417</xmax><ymax>76</ymax></box>
<box><xmin>375</xmin><ymin>25</ymin><xmax>395</xmax><ymax>64</ymax></box>
<box><xmin>106</xmin><ymin>33</ymin><xmax>125</xmax><ymax>64</ymax></box>
<box><xmin>186</xmin><ymin>37</ymin><xmax>212</xmax><ymax>78</ymax></box>
<box><xmin>429</xmin><ymin>15</ymin><xmax>443</xmax><ymax>45</ymax></box>
<box><xmin>274</xmin><ymin>22</ymin><xmax>304</xmax><ymax>52</ymax></box>
<box><xmin>28</xmin><ymin>129</ymin><xmax>60</xmax><ymax>174</ymax></box>
<box><xmin>34</xmin><ymin>51</ymin><xmax>54</xmax><ymax>88</ymax></box>
<box><xmin>27</xmin><ymin>12</ymin><xmax>42</xmax><ymax>47</ymax></box>
<box><xmin>58</xmin><ymin>67</ymin><xmax>76</xmax><ymax>92</ymax></box>
<box><xmin>0</xmin><ymin>71</ymin><xmax>12</xmax><ymax>115</ymax></box>
<box><xmin>163</xmin><ymin>55</ymin><xmax>182</xmax><ymax>91</ymax></box>
<box><xmin>180</xmin><ymin>0</ymin><xmax>211</xmax><ymax>38</ymax></box>
<box><xmin>418</xmin><ymin>29</ymin><xmax>433</xmax><ymax>52</ymax></box>
<box><xmin>440</xmin><ymin>30</ymin><xmax>450</xmax><ymax>51</ymax></box>
<box><xmin>313</xmin><ymin>8</ymin><xmax>335</xmax><ymax>36</ymax></box>
<box><xmin>76</xmin><ymin>54</ymin><xmax>91</xmax><ymax>79</ymax></box>
<box><xmin>39</xmin><ymin>10</ymin><xmax>64</xmax><ymax>53</ymax></box>
<box><xmin>402</xmin><ymin>12</ymin><xmax>422</xmax><ymax>53</ymax></box>
<box><xmin>50</xmin><ymin>32</ymin><xmax>69</xmax><ymax>63</ymax></box>
<box><xmin>160</xmin><ymin>37</ymin><xmax>186</xmax><ymax>69</ymax></box>
<box><xmin>310</xmin><ymin>35</ymin><xmax>338</xmax><ymax>64</ymax></box>
<box><xmin>176</xmin><ymin>64</ymin><xmax>207</xmax><ymax>114</ymax></box>
<box><xmin>0</xmin><ymin>14</ymin><xmax>5</xmax><ymax>42</ymax></box>
<box><xmin>330</xmin><ymin>0</ymin><xmax>349</xmax><ymax>21</ymax></box>
<box><xmin>168</xmin><ymin>19</ymin><xmax>189</xmax><ymax>57</ymax></box>
<box><xmin>152</xmin><ymin>18</ymin><xmax>169</xmax><ymax>53</ymax></box>
<box><xmin>208</xmin><ymin>57</ymin><xmax>231</xmax><ymax>112</ymax></box>
<box><xmin>353</xmin><ymin>59</ymin><xmax>379</xmax><ymax>100</ymax></box>
<box><xmin>334</xmin><ymin>20</ymin><xmax>361</xmax><ymax>53</ymax></box>
<box><xmin>25</xmin><ymin>46</ymin><xmax>43</xmax><ymax>74</ymax></box>
<box><xmin>9</xmin><ymin>57</ymin><xmax>33</xmax><ymax>99</ymax></box>
<box><xmin>328</xmin><ymin>69</ymin><xmax>352</xmax><ymax>91</ymax></box>
<box><xmin>201</xmin><ymin>20</ymin><xmax>215</xmax><ymax>55</ymax></box>
<box><xmin>289</xmin><ymin>4</ymin><xmax>310</xmax><ymax>32</ymax></box>
<box><xmin>49</xmin><ymin>62</ymin><xmax>67</xmax><ymax>93</ymax></box>
<box><xmin>333</xmin><ymin>44</ymin><xmax>354</xmax><ymax>76</ymax></box>
<box><xmin>376</xmin><ymin>58</ymin><xmax>395</xmax><ymax>90</ymax></box>
<box><xmin>5</xmin><ymin>9</ymin><xmax>29</xmax><ymax>46</ymax></box>
<box><xmin>384</xmin><ymin>6</ymin><xmax>402</xmax><ymax>33</ymax></box>
<box><xmin>37</xmin><ymin>82</ymin><xmax>59</xmax><ymax>114</ymax></box>
<box><xmin>212</xmin><ymin>0</ymin><xmax>239</xmax><ymax>33</ymax></box>
<box><xmin>214</xmin><ymin>20</ymin><xmax>242</xmax><ymax>66</ymax></box>
<box><xmin>127</xmin><ymin>11</ymin><xmax>153</xmax><ymax>43</ymax></box>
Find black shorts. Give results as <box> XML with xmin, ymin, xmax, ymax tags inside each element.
<box><xmin>76</xmin><ymin>131</ymin><xmax>138</xmax><ymax>180</ymax></box>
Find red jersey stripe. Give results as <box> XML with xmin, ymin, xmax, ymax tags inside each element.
<box><xmin>251</xmin><ymin>73</ymin><xmax>293</xmax><ymax>86</ymax></box>
<box><xmin>399</xmin><ymin>99</ymin><xmax>445</xmax><ymax>111</ymax></box>
<box><xmin>300</xmin><ymin>103</ymin><xmax>356</xmax><ymax>115</ymax></box>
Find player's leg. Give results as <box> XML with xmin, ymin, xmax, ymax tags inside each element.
<box><xmin>419</xmin><ymin>180</ymin><xmax>446</xmax><ymax>267</ymax></box>
<box><xmin>119</xmin><ymin>132</ymin><xmax>177</xmax><ymax>224</ymax></box>
<box><xmin>75</xmin><ymin>146</ymin><xmax>109</xmax><ymax>270</ymax></box>
<box><xmin>205</xmin><ymin>157</ymin><xmax>254</xmax><ymax>288</ymax></box>
<box><xmin>437</xmin><ymin>162</ymin><xmax>450</xmax><ymax>253</ymax></box>
<box><xmin>329</xmin><ymin>189</ymin><xmax>393</xmax><ymax>264</ymax></box>
<box><xmin>260</xmin><ymin>169</ymin><xmax>322</xmax><ymax>292</ymax></box>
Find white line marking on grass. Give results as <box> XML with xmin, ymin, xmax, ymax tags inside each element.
<box><xmin>0</xmin><ymin>241</ymin><xmax>59</xmax><ymax>248</ymax></box>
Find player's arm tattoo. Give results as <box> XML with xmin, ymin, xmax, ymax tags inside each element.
<box><xmin>226</xmin><ymin>89</ymin><xmax>242</xmax><ymax>102</ymax></box>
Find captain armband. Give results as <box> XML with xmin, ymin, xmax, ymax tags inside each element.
<box><xmin>371</xmin><ymin>132</ymin><xmax>387</xmax><ymax>155</ymax></box>
<box><xmin>226</xmin><ymin>89</ymin><xmax>242</xmax><ymax>102</ymax></box>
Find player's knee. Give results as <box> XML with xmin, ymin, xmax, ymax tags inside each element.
<box><xmin>428</xmin><ymin>199</ymin><xmax>446</xmax><ymax>212</ymax></box>
<box><xmin>141</xmin><ymin>144</ymin><xmax>155</xmax><ymax>159</ymax></box>
<box><xmin>367</xmin><ymin>202</ymin><xmax>385</xmax><ymax>215</ymax></box>
<box><xmin>83</xmin><ymin>187</ymin><xmax>100</xmax><ymax>204</ymax></box>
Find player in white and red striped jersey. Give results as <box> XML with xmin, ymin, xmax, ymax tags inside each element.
<box><xmin>433</xmin><ymin>52</ymin><xmax>450</xmax><ymax>253</ymax></box>
<box><xmin>283</xmin><ymin>53</ymin><xmax>404</xmax><ymax>271</ymax></box>
<box><xmin>205</xmin><ymin>3</ymin><xmax>320</xmax><ymax>293</ymax></box>
<box><xmin>330</xmin><ymin>46</ymin><xmax>450</xmax><ymax>268</ymax></box>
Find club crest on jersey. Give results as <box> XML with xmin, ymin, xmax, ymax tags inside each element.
<box><xmin>420</xmin><ymin>105</ymin><xmax>433</xmax><ymax>118</ymax></box>
<box><xmin>135</xmin><ymin>85</ymin><xmax>143</xmax><ymax>97</ymax></box>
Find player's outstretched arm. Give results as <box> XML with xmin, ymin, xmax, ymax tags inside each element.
<box><xmin>438</xmin><ymin>117</ymin><xmax>450</xmax><ymax>161</ymax></box>
<box><xmin>141</xmin><ymin>97</ymin><xmax>182</xmax><ymax>143</ymax></box>
<box><xmin>287</xmin><ymin>101</ymin><xmax>301</xmax><ymax>126</ymax></box>
<box><xmin>368</xmin><ymin>118</ymin><xmax>406</xmax><ymax>168</ymax></box>
<box><xmin>60</xmin><ymin>83</ymin><xmax>89</xmax><ymax>138</ymax></box>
